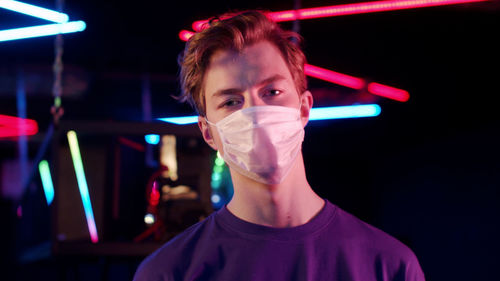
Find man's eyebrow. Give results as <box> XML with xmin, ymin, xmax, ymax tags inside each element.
<box><xmin>210</xmin><ymin>74</ymin><xmax>287</xmax><ymax>98</ymax></box>
<box><xmin>211</xmin><ymin>88</ymin><xmax>242</xmax><ymax>98</ymax></box>
<box><xmin>256</xmin><ymin>74</ymin><xmax>287</xmax><ymax>87</ymax></box>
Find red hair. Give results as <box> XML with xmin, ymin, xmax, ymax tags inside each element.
<box><xmin>178</xmin><ymin>10</ymin><xmax>307</xmax><ymax>116</ymax></box>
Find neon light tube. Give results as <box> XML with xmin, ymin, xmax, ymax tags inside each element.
<box><xmin>368</xmin><ymin>82</ymin><xmax>409</xmax><ymax>102</ymax></box>
<box><xmin>269</xmin><ymin>0</ymin><xmax>487</xmax><ymax>22</ymax></box>
<box><xmin>67</xmin><ymin>130</ymin><xmax>99</xmax><ymax>243</ymax></box>
<box><xmin>0</xmin><ymin>0</ymin><xmax>69</xmax><ymax>23</ymax></box>
<box><xmin>38</xmin><ymin>160</ymin><xmax>54</xmax><ymax>206</ymax></box>
<box><xmin>0</xmin><ymin>21</ymin><xmax>86</xmax><ymax>42</ymax></box>
<box><xmin>158</xmin><ymin>116</ymin><xmax>199</xmax><ymax>125</ymax></box>
<box><xmin>0</xmin><ymin>127</ymin><xmax>38</xmax><ymax>138</ymax></box>
<box><xmin>0</xmin><ymin>114</ymin><xmax>38</xmax><ymax>138</ymax></box>
<box><xmin>0</xmin><ymin>114</ymin><xmax>38</xmax><ymax>128</ymax></box>
<box><xmin>309</xmin><ymin>104</ymin><xmax>381</xmax><ymax>120</ymax></box>
<box><xmin>305</xmin><ymin>64</ymin><xmax>365</xmax><ymax>90</ymax></box>
<box><xmin>192</xmin><ymin>0</ymin><xmax>487</xmax><ymax>31</ymax></box>
<box><xmin>145</xmin><ymin>134</ymin><xmax>160</xmax><ymax>145</ymax></box>
<box><xmin>158</xmin><ymin>104</ymin><xmax>380</xmax><ymax>125</ymax></box>
<box><xmin>179</xmin><ymin>30</ymin><xmax>194</xmax><ymax>41</ymax></box>
<box><xmin>305</xmin><ymin>64</ymin><xmax>409</xmax><ymax>101</ymax></box>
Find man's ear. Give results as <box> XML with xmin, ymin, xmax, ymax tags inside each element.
<box><xmin>198</xmin><ymin>116</ymin><xmax>218</xmax><ymax>150</ymax></box>
<box><xmin>299</xmin><ymin>90</ymin><xmax>313</xmax><ymax>127</ymax></box>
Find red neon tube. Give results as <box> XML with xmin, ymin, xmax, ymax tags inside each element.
<box><xmin>192</xmin><ymin>0</ymin><xmax>487</xmax><ymax>31</ymax></box>
<box><xmin>305</xmin><ymin>64</ymin><xmax>365</xmax><ymax>90</ymax></box>
<box><xmin>367</xmin><ymin>82</ymin><xmax>410</xmax><ymax>102</ymax></box>
<box><xmin>179</xmin><ymin>30</ymin><xmax>195</xmax><ymax>41</ymax></box>
<box><xmin>305</xmin><ymin>64</ymin><xmax>409</xmax><ymax>102</ymax></box>
<box><xmin>0</xmin><ymin>114</ymin><xmax>38</xmax><ymax>138</ymax></box>
<box><xmin>268</xmin><ymin>0</ymin><xmax>487</xmax><ymax>22</ymax></box>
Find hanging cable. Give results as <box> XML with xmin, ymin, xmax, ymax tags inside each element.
<box><xmin>50</xmin><ymin>0</ymin><xmax>65</xmax><ymax>124</ymax></box>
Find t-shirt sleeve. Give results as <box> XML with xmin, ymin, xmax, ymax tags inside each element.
<box><xmin>405</xmin><ymin>254</ymin><xmax>426</xmax><ymax>281</ymax></box>
<box><xmin>133</xmin><ymin>255</ymin><xmax>165</xmax><ymax>281</ymax></box>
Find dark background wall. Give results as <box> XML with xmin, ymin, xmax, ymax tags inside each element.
<box><xmin>1</xmin><ymin>0</ymin><xmax>499</xmax><ymax>280</ymax></box>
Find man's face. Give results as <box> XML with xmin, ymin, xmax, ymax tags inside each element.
<box><xmin>198</xmin><ymin>40</ymin><xmax>312</xmax><ymax>152</ymax></box>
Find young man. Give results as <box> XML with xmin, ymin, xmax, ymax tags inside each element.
<box><xmin>134</xmin><ymin>11</ymin><xmax>425</xmax><ymax>281</ymax></box>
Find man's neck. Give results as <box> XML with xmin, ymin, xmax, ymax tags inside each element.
<box><xmin>226</xmin><ymin>154</ymin><xmax>325</xmax><ymax>228</ymax></box>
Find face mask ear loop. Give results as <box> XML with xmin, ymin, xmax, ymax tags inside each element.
<box><xmin>204</xmin><ymin>117</ymin><xmax>216</xmax><ymax>127</ymax></box>
<box><xmin>297</xmin><ymin>98</ymin><xmax>304</xmax><ymax>121</ymax></box>
<box><xmin>203</xmin><ymin>117</ymin><xmax>222</xmax><ymax>154</ymax></box>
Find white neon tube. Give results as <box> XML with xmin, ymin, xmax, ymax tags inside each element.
<box><xmin>0</xmin><ymin>0</ymin><xmax>69</xmax><ymax>23</ymax></box>
<box><xmin>0</xmin><ymin>21</ymin><xmax>86</xmax><ymax>42</ymax></box>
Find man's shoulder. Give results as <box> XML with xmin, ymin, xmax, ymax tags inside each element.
<box><xmin>330</xmin><ymin>205</ymin><xmax>425</xmax><ymax>280</ymax></box>
<box><xmin>334</xmin><ymin>206</ymin><xmax>419</xmax><ymax>263</ymax></box>
<box><xmin>133</xmin><ymin>212</ymin><xmax>219</xmax><ymax>281</ymax></box>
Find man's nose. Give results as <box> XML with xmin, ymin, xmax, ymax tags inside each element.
<box><xmin>242</xmin><ymin>92</ymin><xmax>266</xmax><ymax>108</ymax></box>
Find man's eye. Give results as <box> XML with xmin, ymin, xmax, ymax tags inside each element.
<box><xmin>221</xmin><ymin>99</ymin><xmax>240</xmax><ymax>107</ymax></box>
<box><xmin>267</xmin><ymin>89</ymin><xmax>282</xmax><ymax>96</ymax></box>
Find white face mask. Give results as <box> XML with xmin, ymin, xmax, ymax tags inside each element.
<box><xmin>206</xmin><ymin>105</ymin><xmax>305</xmax><ymax>185</ymax></box>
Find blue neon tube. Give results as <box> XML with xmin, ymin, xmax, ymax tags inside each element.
<box><xmin>38</xmin><ymin>160</ymin><xmax>54</xmax><ymax>206</ymax></box>
<box><xmin>157</xmin><ymin>104</ymin><xmax>381</xmax><ymax>125</ymax></box>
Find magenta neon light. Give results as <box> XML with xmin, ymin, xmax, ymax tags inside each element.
<box><xmin>268</xmin><ymin>0</ymin><xmax>487</xmax><ymax>22</ymax></box>
<box><xmin>305</xmin><ymin>64</ymin><xmax>409</xmax><ymax>101</ymax></box>
<box><xmin>179</xmin><ymin>30</ymin><xmax>195</xmax><ymax>41</ymax></box>
<box><xmin>368</xmin><ymin>82</ymin><xmax>410</xmax><ymax>102</ymax></box>
<box><xmin>192</xmin><ymin>0</ymin><xmax>487</xmax><ymax>31</ymax></box>
<box><xmin>0</xmin><ymin>114</ymin><xmax>38</xmax><ymax>138</ymax></box>
<box><xmin>305</xmin><ymin>64</ymin><xmax>365</xmax><ymax>90</ymax></box>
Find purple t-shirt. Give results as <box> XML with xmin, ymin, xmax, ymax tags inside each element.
<box><xmin>134</xmin><ymin>200</ymin><xmax>425</xmax><ymax>281</ymax></box>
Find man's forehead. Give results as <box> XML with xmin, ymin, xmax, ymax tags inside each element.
<box><xmin>205</xmin><ymin>42</ymin><xmax>291</xmax><ymax>86</ymax></box>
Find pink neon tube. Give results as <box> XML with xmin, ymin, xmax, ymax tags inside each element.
<box><xmin>179</xmin><ymin>30</ymin><xmax>195</xmax><ymax>41</ymax></box>
<box><xmin>305</xmin><ymin>64</ymin><xmax>409</xmax><ymax>102</ymax></box>
<box><xmin>192</xmin><ymin>0</ymin><xmax>487</xmax><ymax>31</ymax></box>
<box><xmin>368</xmin><ymin>82</ymin><xmax>410</xmax><ymax>102</ymax></box>
<box><xmin>0</xmin><ymin>114</ymin><xmax>38</xmax><ymax>138</ymax></box>
<box><xmin>305</xmin><ymin>64</ymin><xmax>365</xmax><ymax>90</ymax></box>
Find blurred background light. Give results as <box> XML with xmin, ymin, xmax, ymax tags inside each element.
<box><xmin>145</xmin><ymin>134</ymin><xmax>160</xmax><ymax>145</ymax></box>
